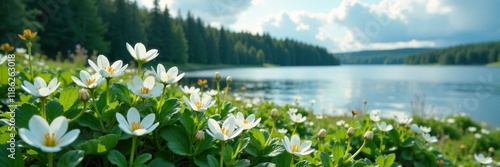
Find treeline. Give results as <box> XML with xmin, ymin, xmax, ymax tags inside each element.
<box><xmin>337</xmin><ymin>48</ymin><xmax>432</xmax><ymax>64</ymax></box>
<box><xmin>0</xmin><ymin>0</ymin><xmax>339</xmax><ymax>66</ymax></box>
<box><xmin>405</xmin><ymin>41</ymin><xmax>500</xmax><ymax>65</ymax></box>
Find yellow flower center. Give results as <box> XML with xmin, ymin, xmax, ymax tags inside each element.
<box><xmin>194</xmin><ymin>101</ymin><xmax>203</xmax><ymax>109</ymax></box>
<box><xmin>244</xmin><ymin>120</ymin><xmax>249</xmax><ymax>124</ymax></box>
<box><xmin>103</xmin><ymin>66</ymin><xmax>115</xmax><ymax>75</ymax></box>
<box><xmin>220</xmin><ymin>128</ymin><xmax>229</xmax><ymax>136</ymax></box>
<box><xmin>36</xmin><ymin>87</ymin><xmax>41</xmax><ymax>90</ymax></box>
<box><xmin>85</xmin><ymin>78</ymin><xmax>96</xmax><ymax>85</ymax></box>
<box><xmin>131</xmin><ymin>122</ymin><xmax>143</xmax><ymax>131</ymax></box>
<box><xmin>295</xmin><ymin>117</ymin><xmax>300</xmax><ymax>122</ymax></box>
<box><xmin>140</xmin><ymin>87</ymin><xmax>151</xmax><ymax>94</ymax></box>
<box><xmin>291</xmin><ymin>144</ymin><xmax>300</xmax><ymax>152</ymax></box>
<box><xmin>44</xmin><ymin>133</ymin><xmax>56</xmax><ymax>147</ymax></box>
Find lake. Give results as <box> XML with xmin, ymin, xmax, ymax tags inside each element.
<box><xmin>183</xmin><ymin>65</ymin><xmax>500</xmax><ymax>127</ymax></box>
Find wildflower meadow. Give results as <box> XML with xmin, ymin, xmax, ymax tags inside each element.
<box><xmin>1</xmin><ymin>29</ymin><xmax>500</xmax><ymax>167</ymax></box>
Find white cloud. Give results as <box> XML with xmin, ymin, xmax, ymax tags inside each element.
<box><xmin>170</xmin><ymin>0</ymin><xmax>253</xmax><ymax>25</ymax></box>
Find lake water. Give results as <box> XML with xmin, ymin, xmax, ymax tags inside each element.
<box><xmin>183</xmin><ymin>65</ymin><xmax>500</xmax><ymax>127</ymax></box>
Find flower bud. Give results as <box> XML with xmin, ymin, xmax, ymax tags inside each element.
<box><xmin>347</xmin><ymin>127</ymin><xmax>355</xmax><ymax>137</ymax></box>
<box><xmin>214</xmin><ymin>72</ymin><xmax>221</xmax><ymax>81</ymax></box>
<box><xmin>351</xmin><ymin>109</ymin><xmax>358</xmax><ymax>117</ymax></box>
<box><xmin>271</xmin><ymin>109</ymin><xmax>279</xmax><ymax>120</ymax></box>
<box><xmin>435</xmin><ymin>160</ymin><xmax>445</xmax><ymax>167</ymax></box>
<box><xmin>363</xmin><ymin>131</ymin><xmax>373</xmax><ymax>141</ymax></box>
<box><xmin>226</xmin><ymin>76</ymin><xmax>232</xmax><ymax>84</ymax></box>
<box><xmin>489</xmin><ymin>147</ymin><xmax>495</xmax><ymax>153</ymax></box>
<box><xmin>78</xmin><ymin>89</ymin><xmax>90</xmax><ymax>102</ymax></box>
<box><xmin>460</xmin><ymin>144</ymin><xmax>466</xmax><ymax>149</ymax></box>
<box><xmin>195</xmin><ymin>130</ymin><xmax>205</xmax><ymax>141</ymax></box>
<box><xmin>318</xmin><ymin>129</ymin><xmax>326</xmax><ymax>139</ymax></box>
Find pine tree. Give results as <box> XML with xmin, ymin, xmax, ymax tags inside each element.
<box><xmin>71</xmin><ymin>0</ymin><xmax>109</xmax><ymax>55</ymax></box>
<box><xmin>219</xmin><ymin>27</ymin><xmax>231</xmax><ymax>64</ymax></box>
<box><xmin>170</xmin><ymin>20</ymin><xmax>189</xmax><ymax>64</ymax></box>
<box><xmin>0</xmin><ymin>0</ymin><xmax>41</xmax><ymax>49</ymax></box>
<box><xmin>147</xmin><ymin>1</ymin><xmax>174</xmax><ymax>62</ymax></box>
<box><xmin>39</xmin><ymin>2</ymin><xmax>77</xmax><ymax>58</ymax></box>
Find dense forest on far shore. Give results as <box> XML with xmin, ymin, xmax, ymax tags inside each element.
<box><xmin>336</xmin><ymin>48</ymin><xmax>432</xmax><ymax>64</ymax></box>
<box><xmin>405</xmin><ymin>41</ymin><xmax>500</xmax><ymax>65</ymax></box>
<box><xmin>0</xmin><ymin>0</ymin><xmax>340</xmax><ymax>66</ymax></box>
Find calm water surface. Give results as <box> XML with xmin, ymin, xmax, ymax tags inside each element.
<box><xmin>184</xmin><ymin>65</ymin><xmax>500</xmax><ymax>127</ymax></box>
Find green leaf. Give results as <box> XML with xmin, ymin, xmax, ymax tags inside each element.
<box><xmin>58</xmin><ymin>87</ymin><xmax>79</xmax><ymax>112</ymax></box>
<box><xmin>111</xmin><ymin>83</ymin><xmax>132</xmax><ymax>105</ymax></box>
<box><xmin>159</xmin><ymin>98</ymin><xmax>181</xmax><ymax>125</ymax></box>
<box><xmin>0</xmin><ymin>143</ymin><xmax>24</xmax><ymax>167</ymax></box>
<box><xmin>179</xmin><ymin>109</ymin><xmax>195</xmax><ymax>135</ymax></box>
<box><xmin>76</xmin><ymin>113</ymin><xmax>102</xmax><ymax>131</ymax></box>
<box><xmin>233</xmin><ymin>159</ymin><xmax>251</xmax><ymax>167</ymax></box>
<box><xmin>76</xmin><ymin>134</ymin><xmax>120</xmax><ymax>155</ymax></box>
<box><xmin>320</xmin><ymin>152</ymin><xmax>332</xmax><ymax>167</ymax></box>
<box><xmin>57</xmin><ymin>150</ymin><xmax>85</xmax><ymax>167</ymax></box>
<box><xmin>220</xmin><ymin>102</ymin><xmax>235</xmax><ymax>118</ymax></box>
<box><xmin>332</xmin><ymin>141</ymin><xmax>345</xmax><ymax>163</ymax></box>
<box><xmin>207</xmin><ymin>155</ymin><xmax>219</xmax><ymax>167</ymax></box>
<box><xmin>46</xmin><ymin>100</ymin><xmax>64</xmax><ymax>123</ymax></box>
<box><xmin>197</xmin><ymin>132</ymin><xmax>214</xmax><ymax>154</ymax></box>
<box><xmin>402</xmin><ymin>149</ymin><xmax>412</xmax><ymax>161</ymax></box>
<box><xmin>384</xmin><ymin>154</ymin><xmax>396</xmax><ymax>167</ymax></box>
<box><xmin>263</xmin><ymin>138</ymin><xmax>284</xmax><ymax>157</ymax></box>
<box><xmin>247</xmin><ymin>129</ymin><xmax>266</xmax><ymax>152</ymax></box>
<box><xmin>376</xmin><ymin>155</ymin><xmax>385</xmax><ymax>167</ymax></box>
<box><xmin>402</xmin><ymin>137</ymin><xmax>416</xmax><ymax>148</ymax></box>
<box><xmin>148</xmin><ymin>158</ymin><xmax>175</xmax><ymax>167</ymax></box>
<box><xmin>255</xmin><ymin>162</ymin><xmax>276</xmax><ymax>167</ymax></box>
<box><xmin>351</xmin><ymin>162</ymin><xmax>367</xmax><ymax>167</ymax></box>
<box><xmin>295</xmin><ymin>160</ymin><xmax>308</xmax><ymax>167</ymax></box>
<box><xmin>160</xmin><ymin>126</ymin><xmax>190</xmax><ymax>156</ymax></box>
<box><xmin>272</xmin><ymin>152</ymin><xmax>291</xmax><ymax>167</ymax></box>
<box><xmin>133</xmin><ymin>153</ymin><xmax>152</xmax><ymax>167</ymax></box>
<box><xmin>108</xmin><ymin>150</ymin><xmax>127</xmax><ymax>167</ymax></box>
<box><xmin>223</xmin><ymin>144</ymin><xmax>233</xmax><ymax>164</ymax></box>
<box><xmin>14</xmin><ymin>103</ymin><xmax>39</xmax><ymax>129</ymax></box>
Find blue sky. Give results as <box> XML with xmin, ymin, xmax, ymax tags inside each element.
<box><xmin>139</xmin><ymin>0</ymin><xmax>500</xmax><ymax>53</ymax></box>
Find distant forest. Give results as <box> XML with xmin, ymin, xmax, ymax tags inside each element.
<box><xmin>405</xmin><ymin>41</ymin><xmax>500</xmax><ymax>65</ymax></box>
<box><xmin>337</xmin><ymin>48</ymin><xmax>432</xmax><ymax>64</ymax></box>
<box><xmin>0</xmin><ymin>0</ymin><xmax>340</xmax><ymax>66</ymax></box>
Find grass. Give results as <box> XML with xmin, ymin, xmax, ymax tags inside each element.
<box><xmin>486</xmin><ymin>61</ymin><xmax>500</xmax><ymax>67</ymax></box>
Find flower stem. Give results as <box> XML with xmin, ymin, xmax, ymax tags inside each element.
<box><xmin>129</xmin><ymin>136</ymin><xmax>138</xmax><ymax>167</ymax></box>
<box><xmin>157</xmin><ymin>84</ymin><xmax>168</xmax><ymax>112</ymax></box>
<box><xmin>344</xmin><ymin>137</ymin><xmax>352</xmax><ymax>158</ymax></box>
<box><xmin>106</xmin><ymin>78</ymin><xmax>111</xmax><ymax>105</ymax></box>
<box><xmin>318</xmin><ymin>138</ymin><xmax>322</xmax><ymax>151</ymax></box>
<box><xmin>346</xmin><ymin>140</ymin><xmax>367</xmax><ymax>162</ymax></box>
<box><xmin>234</xmin><ymin>130</ymin><xmax>246</xmax><ymax>159</ymax></box>
<box><xmin>220</xmin><ymin>141</ymin><xmax>226</xmax><ymax>167</ymax></box>
<box><xmin>137</xmin><ymin>62</ymin><xmax>143</xmax><ymax>77</ymax></box>
<box><xmin>379</xmin><ymin>131</ymin><xmax>385</xmax><ymax>151</ymax></box>
<box><xmin>48</xmin><ymin>153</ymin><xmax>53</xmax><ymax>167</ymax></box>
<box><xmin>69</xmin><ymin>101</ymin><xmax>87</xmax><ymax>123</ymax></box>
<box><xmin>292</xmin><ymin>124</ymin><xmax>298</xmax><ymax>135</ymax></box>
<box><xmin>90</xmin><ymin>89</ymin><xmax>106</xmax><ymax>131</ymax></box>
<box><xmin>290</xmin><ymin>155</ymin><xmax>294</xmax><ymax>167</ymax></box>
<box><xmin>216</xmin><ymin>80</ymin><xmax>221</xmax><ymax>114</ymax></box>
<box><xmin>27</xmin><ymin>41</ymin><xmax>33</xmax><ymax>82</ymax></box>
<box><xmin>265</xmin><ymin>120</ymin><xmax>276</xmax><ymax>146</ymax></box>
<box><xmin>40</xmin><ymin>97</ymin><xmax>46</xmax><ymax>119</ymax></box>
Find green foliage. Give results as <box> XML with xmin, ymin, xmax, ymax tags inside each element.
<box><xmin>108</xmin><ymin>150</ymin><xmax>127</xmax><ymax>167</ymax></box>
<box><xmin>57</xmin><ymin>150</ymin><xmax>85</xmax><ymax>167</ymax></box>
<box><xmin>406</xmin><ymin>41</ymin><xmax>500</xmax><ymax>65</ymax></box>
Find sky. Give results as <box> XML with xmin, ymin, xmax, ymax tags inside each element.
<box><xmin>139</xmin><ymin>0</ymin><xmax>500</xmax><ymax>53</ymax></box>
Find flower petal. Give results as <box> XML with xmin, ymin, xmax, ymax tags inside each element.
<box><xmin>18</xmin><ymin>128</ymin><xmax>40</xmax><ymax>147</ymax></box>
<box><xmin>57</xmin><ymin>129</ymin><xmax>80</xmax><ymax>147</ymax></box>
<box><xmin>207</xmin><ymin>119</ymin><xmax>221</xmax><ymax>136</ymax></box>
<box><xmin>127</xmin><ymin>108</ymin><xmax>141</xmax><ymax>124</ymax></box>
<box><xmin>141</xmin><ymin>114</ymin><xmax>156</xmax><ymax>129</ymax></box>
<box><xmin>143</xmin><ymin>76</ymin><xmax>156</xmax><ymax>88</ymax></box>
<box><xmin>97</xmin><ymin>55</ymin><xmax>109</xmax><ymax>68</ymax></box>
<box><xmin>49</xmin><ymin>116</ymin><xmax>68</xmax><ymax>141</ymax></box>
<box><xmin>126</xmin><ymin>43</ymin><xmax>137</xmax><ymax>59</ymax></box>
<box><xmin>291</xmin><ymin>134</ymin><xmax>300</xmax><ymax>146</ymax></box>
<box><xmin>300</xmin><ymin>140</ymin><xmax>312</xmax><ymax>152</ymax></box>
<box><xmin>144</xmin><ymin>122</ymin><xmax>159</xmax><ymax>134</ymax></box>
<box><xmin>29</xmin><ymin>115</ymin><xmax>50</xmax><ymax>139</ymax></box>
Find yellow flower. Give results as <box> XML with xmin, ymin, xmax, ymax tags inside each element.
<box><xmin>18</xmin><ymin>29</ymin><xmax>38</xmax><ymax>41</ymax></box>
<box><xmin>0</xmin><ymin>43</ymin><xmax>14</xmax><ymax>52</ymax></box>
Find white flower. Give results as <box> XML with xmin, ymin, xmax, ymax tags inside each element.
<box><xmin>183</xmin><ymin>93</ymin><xmax>215</xmax><ymax>112</ymax></box>
<box><xmin>422</xmin><ymin>133</ymin><xmax>438</xmax><ymax>143</ymax></box>
<box><xmin>336</xmin><ymin>120</ymin><xmax>345</xmax><ymax>126</ymax></box>
<box><xmin>18</xmin><ymin>115</ymin><xmax>80</xmax><ymax>152</ymax></box>
<box><xmin>150</xmin><ymin>64</ymin><xmax>184</xmax><ymax>84</ymax></box>
<box><xmin>88</xmin><ymin>55</ymin><xmax>128</xmax><ymax>78</ymax></box>
<box><xmin>410</xmin><ymin>124</ymin><xmax>422</xmax><ymax>134</ymax></box>
<box><xmin>315</xmin><ymin>114</ymin><xmax>323</xmax><ymax>120</ymax></box>
<box><xmin>474</xmin><ymin>133</ymin><xmax>482</xmax><ymax>139</ymax></box>
<box><xmin>0</xmin><ymin>55</ymin><xmax>7</xmax><ymax>64</ymax></box>
<box><xmin>287</xmin><ymin>108</ymin><xmax>298</xmax><ymax>114</ymax></box>
<box><xmin>16</xmin><ymin>48</ymin><xmax>26</xmax><ymax>54</ymax></box>
<box><xmin>180</xmin><ymin>85</ymin><xmax>200</xmax><ymax>95</ymax></box>
<box><xmin>309</xmin><ymin>100</ymin><xmax>316</xmax><ymax>105</ymax></box>
<box><xmin>206</xmin><ymin>116</ymin><xmax>243</xmax><ymax>141</ymax></box>
<box><xmin>278</xmin><ymin>128</ymin><xmax>288</xmax><ymax>134</ymax></box>
<box><xmin>474</xmin><ymin>153</ymin><xmax>493</xmax><ymax>165</ymax></box>
<box><xmin>127</xmin><ymin>76</ymin><xmax>163</xmax><ymax>98</ymax></box>
<box><xmin>446</xmin><ymin>118</ymin><xmax>455</xmax><ymax>124</ymax></box>
<box><xmin>235</xmin><ymin>112</ymin><xmax>261</xmax><ymax>130</ymax></box>
<box><xmin>116</xmin><ymin>107</ymin><xmax>159</xmax><ymax>136</ymax></box>
<box><xmin>71</xmin><ymin>70</ymin><xmax>105</xmax><ymax>89</ymax></box>
<box><xmin>21</xmin><ymin>77</ymin><xmax>60</xmax><ymax>98</ymax></box>
<box><xmin>377</xmin><ymin>122</ymin><xmax>393</xmax><ymax>132</ymax></box>
<box><xmin>282</xmin><ymin>134</ymin><xmax>314</xmax><ymax>156</ymax></box>
<box><xmin>289</xmin><ymin>113</ymin><xmax>306</xmax><ymax>123</ymax></box>
<box><xmin>481</xmin><ymin>129</ymin><xmax>490</xmax><ymax>135</ymax></box>
<box><xmin>468</xmin><ymin>126</ymin><xmax>477</xmax><ymax>132</ymax></box>
<box><xmin>205</xmin><ymin>90</ymin><xmax>218</xmax><ymax>97</ymax></box>
<box><xmin>126</xmin><ymin>42</ymin><xmax>158</xmax><ymax>63</ymax></box>
<box><xmin>395</xmin><ymin>116</ymin><xmax>412</xmax><ymax>125</ymax></box>
<box><xmin>370</xmin><ymin>110</ymin><xmax>380</xmax><ymax>122</ymax></box>
<box><xmin>420</xmin><ymin>126</ymin><xmax>431</xmax><ymax>134</ymax></box>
